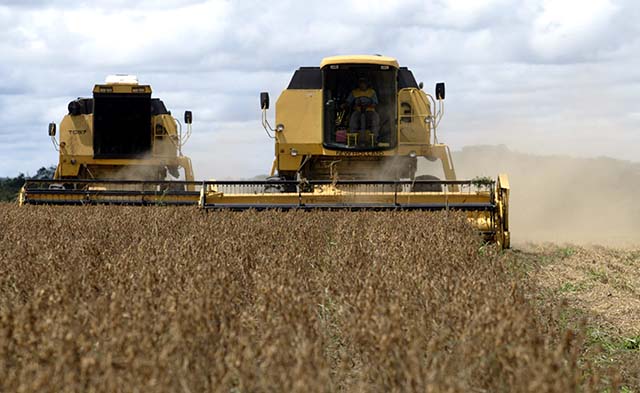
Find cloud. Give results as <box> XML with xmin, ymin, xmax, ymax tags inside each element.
<box><xmin>0</xmin><ymin>0</ymin><xmax>638</xmax><ymax>177</ymax></box>
<box><xmin>529</xmin><ymin>0</ymin><xmax>622</xmax><ymax>62</ymax></box>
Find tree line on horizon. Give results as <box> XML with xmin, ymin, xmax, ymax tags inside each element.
<box><xmin>0</xmin><ymin>166</ymin><xmax>55</xmax><ymax>202</ymax></box>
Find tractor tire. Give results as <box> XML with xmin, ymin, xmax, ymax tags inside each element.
<box><xmin>412</xmin><ymin>175</ymin><xmax>443</xmax><ymax>192</ymax></box>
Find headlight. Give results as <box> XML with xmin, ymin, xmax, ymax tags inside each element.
<box><xmin>424</xmin><ymin>116</ymin><xmax>431</xmax><ymax>124</ymax></box>
<box><xmin>409</xmin><ymin>151</ymin><xmax>417</xmax><ymax>158</ymax></box>
<box><xmin>276</xmin><ymin>124</ymin><xmax>285</xmax><ymax>132</ymax></box>
<box><xmin>290</xmin><ymin>149</ymin><xmax>298</xmax><ymax>157</ymax></box>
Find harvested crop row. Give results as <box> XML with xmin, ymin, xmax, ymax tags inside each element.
<box><xmin>0</xmin><ymin>205</ymin><xmax>607</xmax><ymax>392</ymax></box>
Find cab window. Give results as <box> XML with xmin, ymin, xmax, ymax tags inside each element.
<box><xmin>323</xmin><ymin>64</ymin><xmax>397</xmax><ymax>151</ymax></box>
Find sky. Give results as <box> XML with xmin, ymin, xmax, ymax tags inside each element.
<box><xmin>0</xmin><ymin>0</ymin><xmax>638</xmax><ymax>179</ymax></box>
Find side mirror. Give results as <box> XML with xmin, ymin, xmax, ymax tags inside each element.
<box><xmin>260</xmin><ymin>92</ymin><xmax>270</xmax><ymax>110</ymax></box>
<box><xmin>184</xmin><ymin>111</ymin><xmax>193</xmax><ymax>125</ymax></box>
<box><xmin>435</xmin><ymin>82</ymin><xmax>446</xmax><ymax>100</ymax></box>
<box><xmin>418</xmin><ymin>82</ymin><xmax>424</xmax><ymax>90</ymax></box>
<box><xmin>48</xmin><ymin>122</ymin><xmax>56</xmax><ymax>137</ymax></box>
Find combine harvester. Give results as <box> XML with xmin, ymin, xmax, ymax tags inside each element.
<box><xmin>19</xmin><ymin>75</ymin><xmax>198</xmax><ymax>205</ymax></box>
<box><xmin>20</xmin><ymin>56</ymin><xmax>510</xmax><ymax>248</ymax></box>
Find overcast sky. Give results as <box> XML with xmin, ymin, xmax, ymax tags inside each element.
<box><xmin>0</xmin><ymin>0</ymin><xmax>638</xmax><ymax>178</ymax></box>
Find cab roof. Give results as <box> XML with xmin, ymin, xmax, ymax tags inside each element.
<box><xmin>93</xmin><ymin>84</ymin><xmax>152</xmax><ymax>94</ymax></box>
<box><xmin>320</xmin><ymin>55</ymin><xmax>399</xmax><ymax>69</ymax></box>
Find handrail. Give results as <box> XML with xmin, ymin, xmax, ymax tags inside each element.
<box><xmin>23</xmin><ymin>178</ymin><xmax>495</xmax><ymax>187</ymax></box>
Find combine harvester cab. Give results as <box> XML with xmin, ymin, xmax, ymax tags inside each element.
<box><xmin>19</xmin><ymin>75</ymin><xmax>200</xmax><ymax>206</ymax></box>
<box><xmin>198</xmin><ymin>55</ymin><xmax>510</xmax><ymax>248</ymax></box>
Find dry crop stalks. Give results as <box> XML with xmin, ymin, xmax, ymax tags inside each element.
<box><xmin>0</xmin><ymin>204</ymin><xmax>616</xmax><ymax>392</ymax></box>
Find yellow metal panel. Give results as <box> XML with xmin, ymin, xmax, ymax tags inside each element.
<box><xmin>57</xmin><ymin>162</ymin><xmax>81</xmax><ymax>177</ymax></box>
<box><xmin>92</xmin><ymin>84</ymin><xmax>152</xmax><ymax>94</ymax></box>
<box><xmin>321</xmin><ymin>55</ymin><xmax>399</xmax><ymax>68</ymax></box>
<box><xmin>277</xmin><ymin>153</ymin><xmax>304</xmax><ymax>173</ymax></box>
<box><xmin>59</xmin><ymin>114</ymin><xmax>93</xmax><ymax>156</ymax></box>
<box><xmin>398</xmin><ymin>88</ymin><xmax>431</xmax><ymax>145</ymax></box>
<box><xmin>498</xmin><ymin>173</ymin><xmax>510</xmax><ymax>190</ymax></box>
<box><xmin>275</xmin><ymin>90</ymin><xmax>323</xmax><ymax>145</ymax></box>
<box><xmin>152</xmin><ymin>114</ymin><xmax>180</xmax><ymax>158</ymax></box>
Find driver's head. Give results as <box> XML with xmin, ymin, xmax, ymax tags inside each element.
<box><xmin>357</xmin><ymin>77</ymin><xmax>368</xmax><ymax>90</ymax></box>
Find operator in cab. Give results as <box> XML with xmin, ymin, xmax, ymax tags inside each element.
<box><xmin>343</xmin><ymin>77</ymin><xmax>380</xmax><ymax>146</ymax></box>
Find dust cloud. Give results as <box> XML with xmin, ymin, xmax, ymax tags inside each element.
<box><xmin>108</xmin><ymin>151</ymin><xmax>189</xmax><ymax>181</ymax></box>
<box><xmin>418</xmin><ymin>145</ymin><xmax>640</xmax><ymax>248</ymax></box>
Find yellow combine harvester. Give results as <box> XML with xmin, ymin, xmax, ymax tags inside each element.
<box><xmin>201</xmin><ymin>55</ymin><xmax>510</xmax><ymax>247</ymax></box>
<box><xmin>264</xmin><ymin>55</ymin><xmax>457</xmax><ymax>183</ymax></box>
<box><xmin>19</xmin><ymin>75</ymin><xmax>199</xmax><ymax>205</ymax></box>
<box><xmin>20</xmin><ymin>57</ymin><xmax>510</xmax><ymax>248</ymax></box>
